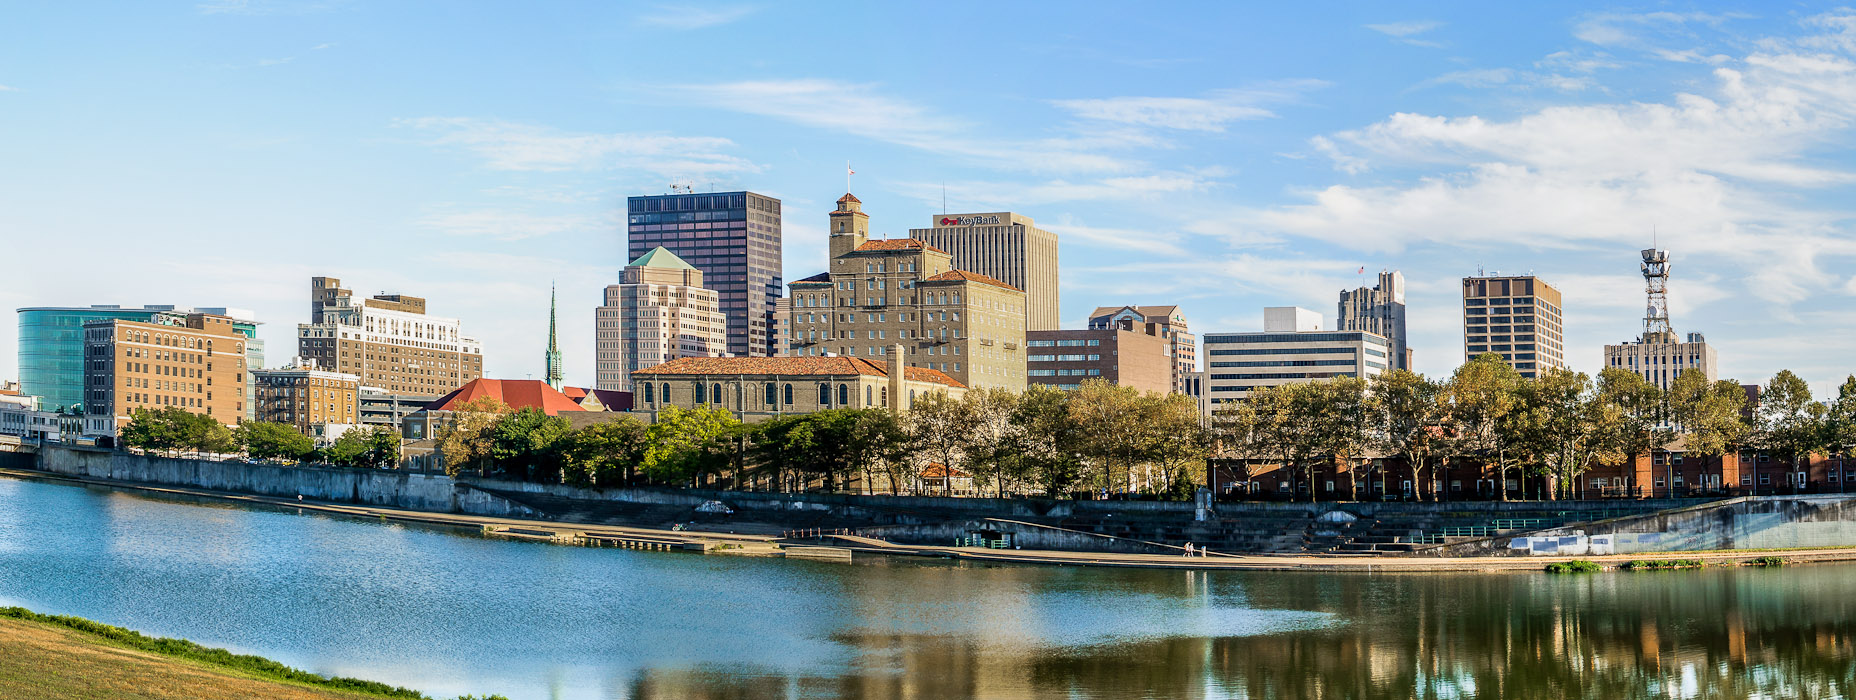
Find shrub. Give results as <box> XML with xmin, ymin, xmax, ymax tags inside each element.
<box><xmin>1545</xmin><ymin>560</ymin><xmax>1602</xmax><ymax>573</ymax></box>
<box><xmin>1748</xmin><ymin>556</ymin><xmax>1786</xmax><ymax>567</ymax></box>
<box><xmin>1621</xmin><ymin>559</ymin><xmax>1704</xmax><ymax>570</ymax></box>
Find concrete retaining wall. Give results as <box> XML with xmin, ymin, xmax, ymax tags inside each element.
<box><xmin>1430</xmin><ymin>494</ymin><xmax>1856</xmax><ymax>556</ymax></box>
<box><xmin>857</xmin><ymin>518</ymin><xmax>1175</xmax><ymax>554</ymax></box>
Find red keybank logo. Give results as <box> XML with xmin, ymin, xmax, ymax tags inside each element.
<box><xmin>940</xmin><ymin>215</ymin><xmax>1001</xmax><ymax>226</ymax></box>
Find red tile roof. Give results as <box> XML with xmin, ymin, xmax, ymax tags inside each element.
<box><xmin>560</xmin><ymin>386</ymin><xmax>589</xmax><ymax>400</ymax></box>
<box><xmin>922</xmin><ymin>269</ymin><xmax>1022</xmax><ymax>292</ymax></box>
<box><xmin>633</xmin><ymin>356</ymin><xmax>965</xmax><ymax>388</ymax></box>
<box><xmin>425</xmin><ymin>379</ymin><xmax>587</xmax><ymax>415</ymax></box>
<box><xmin>853</xmin><ymin>239</ymin><xmax>947</xmax><ymax>254</ymax></box>
<box><xmin>837</xmin><ymin>193</ymin><xmax>861</xmax><ymax>204</ymax></box>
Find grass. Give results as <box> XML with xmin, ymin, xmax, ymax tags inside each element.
<box><xmin>1544</xmin><ymin>560</ymin><xmax>1603</xmax><ymax>573</ymax></box>
<box><xmin>1620</xmin><ymin>559</ymin><xmax>1706</xmax><ymax>571</ymax></box>
<box><xmin>0</xmin><ymin>607</ymin><xmax>506</xmax><ymax>700</ymax></box>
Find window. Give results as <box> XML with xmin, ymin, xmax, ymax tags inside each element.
<box><xmin>661</xmin><ymin>383</ymin><xmax>671</xmax><ymax>403</ymax></box>
<box><xmin>838</xmin><ymin>384</ymin><xmax>849</xmax><ymax>405</ymax></box>
<box><xmin>819</xmin><ymin>383</ymin><xmax>831</xmax><ymax>405</ymax></box>
<box><xmin>764</xmin><ymin>383</ymin><xmax>777</xmax><ymax>406</ymax></box>
<box><xmin>865</xmin><ymin>385</ymin><xmax>873</xmax><ymax>406</ymax></box>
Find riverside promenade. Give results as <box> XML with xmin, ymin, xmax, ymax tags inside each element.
<box><xmin>8</xmin><ymin>465</ymin><xmax>1856</xmax><ymax>572</ymax></box>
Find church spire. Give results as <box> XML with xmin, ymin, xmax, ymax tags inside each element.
<box><xmin>544</xmin><ymin>283</ymin><xmax>564</xmax><ymax>390</ymax></box>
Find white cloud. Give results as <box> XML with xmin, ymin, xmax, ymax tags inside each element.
<box><xmin>1367</xmin><ymin>20</ymin><xmax>1445</xmax><ymax>47</ymax></box>
<box><xmin>891</xmin><ymin>172</ymin><xmax>1212</xmax><ymax>210</ymax></box>
<box><xmin>1421</xmin><ymin>68</ymin><xmax>1514</xmax><ymax>89</ymax></box>
<box><xmin>197</xmin><ymin>0</ymin><xmax>337</xmax><ymax>15</ymax></box>
<box><xmin>1573</xmin><ymin>11</ymin><xmax>1749</xmax><ymax>48</ymax></box>
<box><xmin>401</xmin><ymin>117</ymin><xmax>760</xmax><ymax>176</ymax></box>
<box><xmin>1051</xmin><ymin>83</ymin><xmax>1323</xmax><ymax>132</ymax></box>
<box><xmin>637</xmin><ymin>5</ymin><xmax>756</xmax><ymax>30</ymax></box>
<box><xmin>1042</xmin><ymin>219</ymin><xmax>1190</xmax><ymax>257</ymax></box>
<box><xmin>0</xmin><ymin>84</ymin><xmax>15</xmax><ymax>92</ymax></box>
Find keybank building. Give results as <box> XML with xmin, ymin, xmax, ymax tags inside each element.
<box><xmin>18</xmin><ymin>305</ymin><xmax>263</xmax><ymax>415</ymax></box>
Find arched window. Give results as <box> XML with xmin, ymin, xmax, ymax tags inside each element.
<box><xmin>838</xmin><ymin>384</ymin><xmax>849</xmax><ymax>406</ymax></box>
<box><xmin>819</xmin><ymin>383</ymin><xmax>831</xmax><ymax>405</ymax></box>
<box><xmin>783</xmin><ymin>384</ymin><xmax>793</xmax><ymax>405</ymax></box>
<box><xmin>909</xmin><ymin>389</ymin><xmax>916</xmax><ymax>407</ymax></box>
<box><xmin>764</xmin><ymin>382</ymin><xmax>778</xmax><ymax>406</ymax></box>
<box><xmin>661</xmin><ymin>383</ymin><xmax>671</xmax><ymax>404</ymax></box>
<box><xmin>712</xmin><ymin>383</ymin><xmax>723</xmax><ymax>404</ymax></box>
<box><xmin>642</xmin><ymin>383</ymin><xmax>655</xmax><ymax>404</ymax></box>
<box><xmin>865</xmin><ymin>385</ymin><xmax>874</xmax><ymax>406</ymax></box>
<box><xmin>881</xmin><ymin>387</ymin><xmax>888</xmax><ymax>405</ymax></box>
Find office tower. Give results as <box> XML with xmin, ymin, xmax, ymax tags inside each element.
<box><xmin>1603</xmin><ymin>248</ymin><xmax>1717</xmax><ymax>391</ymax></box>
<box><xmin>297</xmin><ymin>277</ymin><xmax>483</xmax><ymax>395</ymax></box>
<box><xmin>1088</xmin><ymin>305</ymin><xmax>1197</xmax><ymax>394</ymax></box>
<box><xmin>18</xmin><ymin>305</ymin><xmax>260</xmax><ymax>413</ymax></box>
<box><xmin>787</xmin><ymin>194</ymin><xmax>1028</xmax><ymax>392</ymax></box>
<box><xmin>1200</xmin><ymin>307</ymin><xmax>1390</xmax><ymax>405</ymax></box>
<box><xmin>594</xmin><ymin>247</ymin><xmax>726</xmax><ymax>391</ymax></box>
<box><xmin>1339</xmin><ymin>270</ymin><xmax>1411</xmax><ymax>371</ymax></box>
<box><xmin>82</xmin><ymin>311</ymin><xmax>249</xmax><ymax>434</ymax></box>
<box><xmin>1026</xmin><ymin>327</ymin><xmax>1171</xmax><ymax>394</ymax></box>
<box><xmin>625</xmin><ymin>191</ymin><xmax>782</xmax><ymax>357</ymax></box>
<box><xmin>908</xmin><ymin>212</ymin><xmax>1059</xmax><ymax>330</ymax></box>
<box><xmin>1461</xmin><ymin>274</ymin><xmax>1565</xmax><ymax>378</ymax></box>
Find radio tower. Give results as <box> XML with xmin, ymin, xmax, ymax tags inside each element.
<box><xmin>1640</xmin><ymin>247</ymin><xmax>1673</xmax><ymax>343</ymax></box>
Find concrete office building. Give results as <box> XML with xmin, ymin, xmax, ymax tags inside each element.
<box><xmin>18</xmin><ymin>305</ymin><xmax>260</xmax><ymax>414</ymax></box>
<box><xmin>1603</xmin><ymin>248</ymin><xmax>1718</xmax><ymax>391</ymax></box>
<box><xmin>1088</xmin><ymin>305</ymin><xmax>1197</xmax><ymax>394</ymax></box>
<box><xmin>1200</xmin><ymin>307</ymin><xmax>1390</xmax><ymax>406</ymax></box>
<box><xmin>594</xmin><ymin>247</ymin><xmax>726</xmax><ymax>392</ymax></box>
<box><xmin>1339</xmin><ymin>270</ymin><xmax>1410</xmax><ymax>371</ymax></box>
<box><xmin>253</xmin><ymin>358</ymin><xmax>360</xmax><ymax>436</ymax></box>
<box><xmin>908</xmin><ymin>212</ymin><xmax>1059</xmax><ymax>330</ymax></box>
<box><xmin>631</xmin><ymin>353</ymin><xmax>965</xmax><ymax>421</ymax></box>
<box><xmin>1026</xmin><ymin>328</ymin><xmax>1171</xmax><ymax>394</ymax></box>
<box><xmin>297</xmin><ymin>277</ymin><xmax>483</xmax><ymax>396</ymax></box>
<box><xmin>81</xmin><ymin>311</ymin><xmax>250</xmax><ymax>434</ymax></box>
<box><xmin>626</xmin><ymin>191</ymin><xmax>783</xmax><ymax>357</ymax></box>
<box><xmin>787</xmin><ymin>194</ymin><xmax>1028</xmax><ymax>392</ymax></box>
<box><xmin>1461</xmin><ymin>274</ymin><xmax>1566</xmax><ymax>378</ymax></box>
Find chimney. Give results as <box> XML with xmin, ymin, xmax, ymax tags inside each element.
<box><xmin>888</xmin><ymin>343</ymin><xmax>906</xmax><ymax>413</ymax></box>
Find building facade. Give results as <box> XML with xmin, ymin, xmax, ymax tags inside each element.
<box><xmin>0</xmin><ymin>392</ymin><xmax>61</xmax><ymax>442</ymax></box>
<box><xmin>1026</xmin><ymin>328</ymin><xmax>1171</xmax><ymax>394</ymax></box>
<box><xmin>771</xmin><ymin>297</ymin><xmax>793</xmax><ymax>357</ymax></box>
<box><xmin>625</xmin><ymin>191</ymin><xmax>782</xmax><ymax>357</ymax></box>
<box><xmin>1461</xmin><ymin>274</ymin><xmax>1566</xmax><ymax>378</ymax></box>
<box><xmin>594</xmin><ymin>247</ymin><xmax>727</xmax><ymax>392</ymax></box>
<box><xmin>81</xmin><ymin>311</ymin><xmax>249</xmax><ymax>433</ymax></box>
<box><xmin>787</xmin><ymin>194</ymin><xmax>1028</xmax><ymax>392</ymax></box>
<box><xmin>18</xmin><ymin>305</ymin><xmax>260</xmax><ymax>413</ymax></box>
<box><xmin>253</xmin><ymin>359</ymin><xmax>360</xmax><ymax>435</ymax></box>
<box><xmin>908</xmin><ymin>212</ymin><xmax>1059</xmax><ymax>331</ymax></box>
<box><xmin>1201</xmin><ymin>307</ymin><xmax>1390</xmax><ymax>406</ymax></box>
<box><xmin>1088</xmin><ymin>305</ymin><xmax>1197</xmax><ymax>394</ymax></box>
<box><xmin>1338</xmin><ymin>270</ymin><xmax>1410</xmax><ymax>371</ymax></box>
<box><xmin>630</xmin><ymin>353</ymin><xmax>965</xmax><ymax>421</ymax></box>
<box><xmin>296</xmin><ymin>277</ymin><xmax>483</xmax><ymax>396</ymax></box>
<box><xmin>1602</xmin><ymin>248</ymin><xmax>1718</xmax><ymax>391</ymax></box>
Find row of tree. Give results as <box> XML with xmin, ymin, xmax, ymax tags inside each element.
<box><xmin>119</xmin><ymin>407</ymin><xmax>400</xmax><ymax>469</ymax></box>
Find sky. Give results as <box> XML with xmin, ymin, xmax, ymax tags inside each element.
<box><xmin>7</xmin><ymin>2</ymin><xmax>1856</xmax><ymax>396</ymax></box>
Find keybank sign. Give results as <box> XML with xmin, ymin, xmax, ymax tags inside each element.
<box><xmin>939</xmin><ymin>215</ymin><xmax>1001</xmax><ymax>226</ymax></box>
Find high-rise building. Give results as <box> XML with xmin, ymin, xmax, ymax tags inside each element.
<box><xmin>1087</xmin><ymin>305</ymin><xmax>1197</xmax><ymax>394</ymax></box>
<box><xmin>908</xmin><ymin>212</ymin><xmax>1059</xmax><ymax>331</ymax></box>
<box><xmin>1461</xmin><ymin>274</ymin><xmax>1565</xmax><ymax>378</ymax></box>
<box><xmin>1026</xmin><ymin>327</ymin><xmax>1171</xmax><ymax>394</ymax></box>
<box><xmin>625</xmin><ymin>191</ymin><xmax>783</xmax><ymax>357</ymax></box>
<box><xmin>788</xmin><ymin>194</ymin><xmax>1028</xmax><ymax>392</ymax></box>
<box><xmin>17</xmin><ymin>305</ymin><xmax>260</xmax><ymax>413</ymax></box>
<box><xmin>594</xmin><ymin>247</ymin><xmax>726</xmax><ymax>391</ymax></box>
<box><xmin>297</xmin><ymin>277</ymin><xmax>483</xmax><ymax>395</ymax></box>
<box><xmin>771</xmin><ymin>297</ymin><xmax>793</xmax><ymax>357</ymax></box>
<box><xmin>543</xmin><ymin>285</ymin><xmax>564</xmax><ymax>391</ymax></box>
<box><xmin>1339</xmin><ymin>270</ymin><xmax>1410</xmax><ymax>371</ymax></box>
<box><xmin>82</xmin><ymin>311</ymin><xmax>250</xmax><ymax>434</ymax></box>
<box><xmin>1200</xmin><ymin>307</ymin><xmax>1389</xmax><ymax>405</ymax></box>
<box><xmin>253</xmin><ymin>358</ymin><xmax>360</xmax><ymax>436</ymax></box>
<box><xmin>1603</xmin><ymin>248</ymin><xmax>1717</xmax><ymax>390</ymax></box>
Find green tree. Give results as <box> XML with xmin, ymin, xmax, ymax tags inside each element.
<box><xmin>1670</xmin><ymin>371</ymin><xmax>1751</xmax><ymax>491</ymax></box>
<box><xmin>435</xmin><ymin>397</ymin><xmax>511</xmax><ymax>476</ymax></box>
<box><xmin>1144</xmin><ymin>392</ymin><xmax>1210</xmax><ymax>499</ymax></box>
<box><xmin>1758</xmin><ymin>369</ymin><xmax>1827</xmax><ymax>494</ymax></box>
<box><xmin>119</xmin><ymin>407</ymin><xmax>184</xmax><ymax>455</ymax></box>
<box><xmin>640</xmin><ymin>405</ymin><xmax>740</xmax><ymax>486</ymax></box>
<box><xmin>325</xmin><ymin>426</ymin><xmax>397</xmax><ymax>468</ymax></box>
<box><xmin>1368</xmin><ymin>370</ymin><xmax>1444</xmax><ymax>501</ymax></box>
<box><xmin>1008</xmin><ymin>385</ymin><xmax>1084</xmax><ymax>497</ymax></box>
<box><xmin>560</xmin><ymin>418</ymin><xmax>648</xmax><ymax>488</ymax></box>
<box><xmin>234</xmin><ymin>421</ymin><xmax>314</xmax><ymax>462</ymax></box>
<box><xmin>905</xmin><ymin>391</ymin><xmax>977</xmax><ymax>495</ymax></box>
<box><xmin>490</xmin><ymin>408</ymin><xmax>572</xmax><ymax>481</ymax></box>
<box><xmin>960</xmin><ymin>388</ymin><xmax>1025</xmax><ymax>498</ymax></box>
<box><xmin>1308</xmin><ymin>377</ymin><xmax>1370</xmax><ymax>501</ymax></box>
<box><xmin>1596</xmin><ymin>367</ymin><xmax>1672</xmax><ymax>495</ymax></box>
<box><xmin>1510</xmin><ymin>368</ymin><xmax>1621</xmax><ymax>500</ymax></box>
<box><xmin>1069</xmin><ymin>380</ymin><xmax>1150</xmax><ymax>496</ymax></box>
<box><xmin>1445</xmin><ymin>354</ymin><xmax>1523</xmax><ymax>500</ymax></box>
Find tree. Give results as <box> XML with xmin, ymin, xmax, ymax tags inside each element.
<box><xmin>1510</xmin><ymin>368</ymin><xmax>1621</xmax><ymax>500</ymax></box>
<box><xmin>1307</xmin><ymin>377</ymin><xmax>1370</xmax><ymax>500</ymax></box>
<box><xmin>1368</xmin><ymin>370</ymin><xmax>1444</xmax><ymax>501</ymax></box>
<box><xmin>1445</xmin><ymin>354</ymin><xmax>1523</xmax><ymax>500</ymax></box>
<box><xmin>1670</xmin><ymin>371</ymin><xmax>1751</xmax><ymax>492</ymax></box>
<box><xmin>1068</xmin><ymin>380</ymin><xmax>1149</xmax><ymax>496</ymax></box>
<box><xmin>560</xmin><ymin>418</ymin><xmax>648</xmax><ymax>488</ymax></box>
<box><xmin>1595</xmin><ymin>367</ymin><xmax>1672</xmax><ymax>496</ymax></box>
<box><xmin>905</xmin><ymin>391</ymin><xmax>976</xmax><ymax>495</ymax></box>
<box><xmin>1009</xmin><ymin>385</ymin><xmax>1084</xmax><ymax>497</ymax></box>
<box><xmin>960</xmin><ymin>388</ymin><xmax>1025</xmax><ymax>498</ymax></box>
<box><xmin>435</xmin><ymin>397</ymin><xmax>511</xmax><ymax>476</ymax></box>
<box><xmin>327</xmin><ymin>426</ymin><xmax>399</xmax><ymax>469</ymax></box>
<box><xmin>1758</xmin><ymin>369</ymin><xmax>1827</xmax><ymax>494</ymax></box>
<box><xmin>640</xmin><ymin>405</ymin><xmax>740</xmax><ymax>486</ymax></box>
<box><xmin>1144</xmin><ymin>392</ymin><xmax>1210</xmax><ymax>499</ymax></box>
<box><xmin>120</xmin><ymin>407</ymin><xmax>185</xmax><ymax>455</ymax></box>
<box><xmin>235</xmin><ymin>421</ymin><xmax>314</xmax><ymax>462</ymax></box>
<box><xmin>489</xmin><ymin>408</ymin><xmax>572</xmax><ymax>482</ymax></box>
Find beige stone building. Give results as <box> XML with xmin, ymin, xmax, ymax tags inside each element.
<box><xmin>908</xmin><ymin>212</ymin><xmax>1059</xmax><ymax>331</ymax></box>
<box><xmin>1462</xmin><ymin>274</ymin><xmax>1566</xmax><ymax>378</ymax></box>
<box><xmin>771</xmin><ymin>297</ymin><xmax>793</xmax><ymax>357</ymax></box>
<box><xmin>1338</xmin><ymin>270</ymin><xmax>1410</xmax><ymax>371</ymax></box>
<box><xmin>595</xmin><ymin>247</ymin><xmax>726</xmax><ymax>391</ymax></box>
<box><xmin>631</xmin><ymin>353</ymin><xmax>965</xmax><ymax>421</ymax></box>
<box><xmin>297</xmin><ymin>277</ymin><xmax>483</xmax><ymax>395</ymax></box>
<box><xmin>787</xmin><ymin>194</ymin><xmax>1028</xmax><ymax>392</ymax></box>
<box><xmin>81</xmin><ymin>311</ymin><xmax>249</xmax><ymax>433</ymax></box>
<box><xmin>1088</xmin><ymin>305</ymin><xmax>1197</xmax><ymax>394</ymax></box>
<box><xmin>253</xmin><ymin>359</ymin><xmax>360</xmax><ymax>434</ymax></box>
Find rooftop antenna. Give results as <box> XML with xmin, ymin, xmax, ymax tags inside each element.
<box><xmin>942</xmin><ymin>181</ymin><xmax>947</xmax><ymax>215</ymax></box>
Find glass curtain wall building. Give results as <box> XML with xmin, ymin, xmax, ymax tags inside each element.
<box><xmin>626</xmin><ymin>192</ymin><xmax>782</xmax><ymax>357</ymax></box>
<box><xmin>18</xmin><ymin>305</ymin><xmax>261</xmax><ymax>414</ymax></box>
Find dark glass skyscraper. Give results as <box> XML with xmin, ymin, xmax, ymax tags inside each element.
<box><xmin>625</xmin><ymin>191</ymin><xmax>782</xmax><ymax>357</ymax></box>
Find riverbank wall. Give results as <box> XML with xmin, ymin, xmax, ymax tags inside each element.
<box><xmin>1428</xmin><ymin>494</ymin><xmax>1856</xmax><ymax>556</ymax></box>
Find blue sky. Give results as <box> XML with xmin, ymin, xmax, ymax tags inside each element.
<box><xmin>6</xmin><ymin>2</ymin><xmax>1856</xmax><ymax>395</ymax></box>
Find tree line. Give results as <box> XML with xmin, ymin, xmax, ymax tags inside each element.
<box><xmin>118</xmin><ymin>406</ymin><xmax>400</xmax><ymax>469</ymax></box>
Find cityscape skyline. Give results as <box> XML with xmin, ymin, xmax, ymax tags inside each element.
<box><xmin>7</xmin><ymin>4</ymin><xmax>1856</xmax><ymax>395</ymax></box>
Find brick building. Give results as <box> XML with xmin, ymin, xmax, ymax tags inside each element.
<box><xmin>81</xmin><ymin>311</ymin><xmax>249</xmax><ymax>434</ymax></box>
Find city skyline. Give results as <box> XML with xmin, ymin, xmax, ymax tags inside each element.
<box><xmin>8</xmin><ymin>4</ymin><xmax>1856</xmax><ymax>394</ymax></box>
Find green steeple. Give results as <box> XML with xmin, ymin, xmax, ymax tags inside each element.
<box><xmin>544</xmin><ymin>283</ymin><xmax>563</xmax><ymax>390</ymax></box>
<box><xmin>628</xmin><ymin>246</ymin><xmax>698</xmax><ymax>271</ymax></box>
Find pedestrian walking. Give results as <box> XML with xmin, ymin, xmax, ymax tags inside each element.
<box><xmin>1183</xmin><ymin>542</ymin><xmax>1194</xmax><ymax>556</ymax></box>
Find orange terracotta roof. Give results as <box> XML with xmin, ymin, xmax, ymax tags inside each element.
<box><xmin>920</xmin><ymin>463</ymin><xmax>969</xmax><ymax>478</ymax></box>
<box><xmin>633</xmin><ymin>356</ymin><xmax>965</xmax><ymax>388</ymax></box>
<box><xmin>922</xmin><ymin>269</ymin><xmax>1021</xmax><ymax>292</ymax></box>
<box><xmin>837</xmin><ymin>192</ymin><xmax>861</xmax><ymax>203</ymax></box>
<box><xmin>560</xmin><ymin>386</ymin><xmax>589</xmax><ymax>400</ymax></box>
<box><xmin>853</xmin><ymin>239</ymin><xmax>947</xmax><ymax>254</ymax></box>
<box><xmin>425</xmin><ymin>378</ymin><xmax>586</xmax><ymax>416</ymax></box>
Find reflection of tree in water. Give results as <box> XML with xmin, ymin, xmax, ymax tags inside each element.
<box><xmin>619</xmin><ymin>567</ymin><xmax>1856</xmax><ymax>699</ymax></box>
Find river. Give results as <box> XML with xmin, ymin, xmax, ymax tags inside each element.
<box><xmin>1</xmin><ymin>475</ymin><xmax>1852</xmax><ymax>699</ymax></box>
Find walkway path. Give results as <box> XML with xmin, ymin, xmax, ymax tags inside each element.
<box><xmin>9</xmin><ymin>466</ymin><xmax>1856</xmax><ymax>572</ymax></box>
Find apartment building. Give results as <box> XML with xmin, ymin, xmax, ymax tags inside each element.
<box><xmin>594</xmin><ymin>247</ymin><xmax>726</xmax><ymax>391</ymax></box>
<box><xmin>253</xmin><ymin>358</ymin><xmax>360</xmax><ymax>434</ymax></box>
<box><xmin>1026</xmin><ymin>328</ymin><xmax>1171</xmax><ymax>394</ymax></box>
<box><xmin>1087</xmin><ymin>305</ymin><xmax>1197</xmax><ymax>394</ymax></box>
<box><xmin>1461</xmin><ymin>274</ymin><xmax>1566</xmax><ymax>378</ymax></box>
<box><xmin>81</xmin><ymin>311</ymin><xmax>249</xmax><ymax>433</ymax></box>
<box><xmin>297</xmin><ymin>277</ymin><xmax>483</xmax><ymax>395</ymax></box>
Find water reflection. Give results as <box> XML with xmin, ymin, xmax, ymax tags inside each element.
<box><xmin>2</xmin><ymin>476</ymin><xmax>1854</xmax><ymax>699</ymax></box>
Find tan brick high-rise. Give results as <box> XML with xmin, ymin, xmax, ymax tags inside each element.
<box><xmin>788</xmin><ymin>194</ymin><xmax>1027</xmax><ymax>392</ymax></box>
<box><xmin>297</xmin><ymin>277</ymin><xmax>483</xmax><ymax>394</ymax></box>
<box><xmin>83</xmin><ymin>311</ymin><xmax>249</xmax><ymax>432</ymax></box>
<box><xmin>909</xmin><ymin>212</ymin><xmax>1059</xmax><ymax>331</ymax></box>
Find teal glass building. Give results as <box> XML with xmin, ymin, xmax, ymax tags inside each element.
<box><xmin>17</xmin><ymin>306</ymin><xmax>262</xmax><ymax>414</ymax></box>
